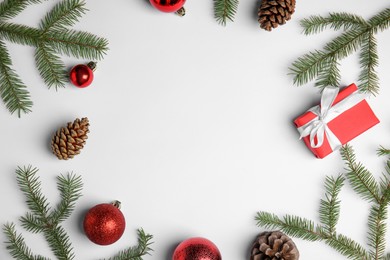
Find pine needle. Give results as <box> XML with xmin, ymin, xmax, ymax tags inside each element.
<box><xmin>214</xmin><ymin>0</ymin><xmax>239</xmax><ymax>26</ymax></box>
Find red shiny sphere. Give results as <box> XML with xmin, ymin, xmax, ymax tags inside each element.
<box><xmin>83</xmin><ymin>203</ymin><xmax>126</xmax><ymax>245</ymax></box>
<box><xmin>69</xmin><ymin>64</ymin><xmax>94</xmax><ymax>88</ymax></box>
<box><xmin>173</xmin><ymin>237</ymin><xmax>222</xmax><ymax>260</ymax></box>
<box><xmin>149</xmin><ymin>0</ymin><xmax>186</xmax><ymax>13</ymax></box>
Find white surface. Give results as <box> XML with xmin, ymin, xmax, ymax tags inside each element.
<box><xmin>1</xmin><ymin>0</ymin><xmax>390</xmax><ymax>259</ymax></box>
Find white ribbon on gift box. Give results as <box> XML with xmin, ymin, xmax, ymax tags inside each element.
<box><xmin>297</xmin><ymin>86</ymin><xmax>368</xmax><ymax>151</ymax></box>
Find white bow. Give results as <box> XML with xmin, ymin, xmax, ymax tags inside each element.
<box><xmin>297</xmin><ymin>86</ymin><xmax>367</xmax><ymax>151</ymax></box>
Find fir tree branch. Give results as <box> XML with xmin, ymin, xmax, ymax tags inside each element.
<box><xmin>358</xmin><ymin>31</ymin><xmax>379</xmax><ymax>95</ymax></box>
<box><xmin>40</xmin><ymin>0</ymin><xmax>87</xmax><ymax>34</ymax></box>
<box><xmin>20</xmin><ymin>212</ymin><xmax>45</xmax><ymax>233</ymax></box>
<box><xmin>104</xmin><ymin>229</ymin><xmax>154</xmax><ymax>260</ymax></box>
<box><xmin>49</xmin><ymin>173</ymin><xmax>83</xmax><ymax>225</ymax></box>
<box><xmin>301</xmin><ymin>12</ymin><xmax>369</xmax><ymax>35</ymax></box>
<box><xmin>44</xmin><ymin>225</ymin><xmax>74</xmax><ymax>260</ymax></box>
<box><xmin>368</xmin><ymin>8</ymin><xmax>390</xmax><ymax>33</ymax></box>
<box><xmin>0</xmin><ymin>40</ymin><xmax>32</xmax><ymax>117</ymax></box>
<box><xmin>367</xmin><ymin>204</ymin><xmax>387</xmax><ymax>259</ymax></box>
<box><xmin>378</xmin><ymin>146</ymin><xmax>390</xmax><ymax>156</ymax></box>
<box><xmin>3</xmin><ymin>223</ymin><xmax>50</xmax><ymax>260</ymax></box>
<box><xmin>255</xmin><ymin>212</ymin><xmax>323</xmax><ymax>241</ymax></box>
<box><xmin>325</xmin><ymin>234</ymin><xmax>370</xmax><ymax>260</ymax></box>
<box><xmin>314</xmin><ymin>56</ymin><xmax>340</xmax><ymax>89</ymax></box>
<box><xmin>291</xmin><ymin>8</ymin><xmax>389</xmax><ymax>93</ymax></box>
<box><xmin>16</xmin><ymin>166</ymin><xmax>51</xmax><ymax>220</ymax></box>
<box><xmin>0</xmin><ymin>22</ymin><xmax>42</xmax><ymax>46</ymax></box>
<box><xmin>0</xmin><ymin>0</ymin><xmax>47</xmax><ymax>21</ymax></box>
<box><xmin>35</xmin><ymin>42</ymin><xmax>67</xmax><ymax>90</ymax></box>
<box><xmin>214</xmin><ymin>0</ymin><xmax>239</xmax><ymax>26</ymax></box>
<box><xmin>319</xmin><ymin>174</ymin><xmax>345</xmax><ymax>236</ymax></box>
<box><xmin>45</xmin><ymin>29</ymin><xmax>108</xmax><ymax>60</ymax></box>
<box><xmin>340</xmin><ymin>145</ymin><xmax>381</xmax><ymax>203</ymax></box>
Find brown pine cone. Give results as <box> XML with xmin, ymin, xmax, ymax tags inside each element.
<box><xmin>51</xmin><ymin>117</ymin><xmax>90</xmax><ymax>160</ymax></box>
<box><xmin>250</xmin><ymin>231</ymin><xmax>299</xmax><ymax>260</ymax></box>
<box><xmin>258</xmin><ymin>0</ymin><xmax>296</xmax><ymax>31</ymax></box>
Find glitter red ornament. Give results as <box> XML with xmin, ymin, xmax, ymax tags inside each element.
<box><xmin>149</xmin><ymin>0</ymin><xmax>186</xmax><ymax>16</ymax></box>
<box><xmin>83</xmin><ymin>201</ymin><xmax>126</xmax><ymax>245</ymax></box>
<box><xmin>172</xmin><ymin>237</ymin><xmax>222</xmax><ymax>260</ymax></box>
<box><xmin>69</xmin><ymin>61</ymin><xmax>96</xmax><ymax>88</ymax></box>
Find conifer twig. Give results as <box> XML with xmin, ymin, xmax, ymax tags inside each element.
<box><xmin>291</xmin><ymin>8</ymin><xmax>390</xmax><ymax>95</ymax></box>
<box><xmin>0</xmin><ymin>0</ymin><xmax>108</xmax><ymax>117</ymax></box>
<box><xmin>214</xmin><ymin>0</ymin><xmax>239</xmax><ymax>26</ymax></box>
<box><xmin>256</xmin><ymin>144</ymin><xmax>390</xmax><ymax>260</ymax></box>
<box><xmin>3</xmin><ymin>166</ymin><xmax>153</xmax><ymax>260</ymax></box>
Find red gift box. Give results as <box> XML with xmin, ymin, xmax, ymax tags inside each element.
<box><xmin>294</xmin><ymin>83</ymin><xmax>380</xmax><ymax>159</ymax></box>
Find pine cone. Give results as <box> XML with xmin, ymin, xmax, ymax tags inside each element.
<box><xmin>250</xmin><ymin>231</ymin><xmax>299</xmax><ymax>260</ymax></box>
<box><xmin>51</xmin><ymin>117</ymin><xmax>90</xmax><ymax>160</ymax></box>
<box><xmin>258</xmin><ymin>0</ymin><xmax>296</xmax><ymax>31</ymax></box>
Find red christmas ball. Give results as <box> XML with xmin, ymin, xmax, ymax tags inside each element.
<box><xmin>69</xmin><ymin>62</ymin><xmax>96</xmax><ymax>88</ymax></box>
<box><xmin>149</xmin><ymin>0</ymin><xmax>186</xmax><ymax>13</ymax></box>
<box><xmin>83</xmin><ymin>201</ymin><xmax>126</xmax><ymax>245</ymax></box>
<box><xmin>173</xmin><ymin>237</ymin><xmax>222</xmax><ymax>260</ymax></box>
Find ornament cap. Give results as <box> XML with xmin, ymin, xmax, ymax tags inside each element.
<box><xmin>87</xmin><ymin>61</ymin><xmax>97</xmax><ymax>72</ymax></box>
<box><xmin>112</xmin><ymin>200</ymin><xmax>121</xmax><ymax>209</ymax></box>
<box><xmin>175</xmin><ymin>7</ymin><xmax>185</xmax><ymax>16</ymax></box>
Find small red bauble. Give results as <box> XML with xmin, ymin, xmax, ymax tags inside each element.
<box><xmin>173</xmin><ymin>237</ymin><xmax>222</xmax><ymax>260</ymax></box>
<box><xmin>149</xmin><ymin>0</ymin><xmax>186</xmax><ymax>13</ymax></box>
<box><xmin>83</xmin><ymin>201</ymin><xmax>126</xmax><ymax>245</ymax></box>
<box><xmin>69</xmin><ymin>61</ymin><xmax>96</xmax><ymax>88</ymax></box>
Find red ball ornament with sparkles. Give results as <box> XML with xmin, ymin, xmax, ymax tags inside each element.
<box><xmin>149</xmin><ymin>0</ymin><xmax>186</xmax><ymax>13</ymax></box>
<box><xmin>83</xmin><ymin>201</ymin><xmax>126</xmax><ymax>245</ymax></box>
<box><xmin>69</xmin><ymin>61</ymin><xmax>96</xmax><ymax>88</ymax></box>
<box><xmin>173</xmin><ymin>237</ymin><xmax>222</xmax><ymax>260</ymax></box>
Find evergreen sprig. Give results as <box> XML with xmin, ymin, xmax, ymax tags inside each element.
<box><xmin>3</xmin><ymin>166</ymin><xmax>153</xmax><ymax>260</ymax></box>
<box><xmin>290</xmin><ymin>8</ymin><xmax>390</xmax><ymax>95</ymax></box>
<box><xmin>214</xmin><ymin>0</ymin><xmax>239</xmax><ymax>26</ymax></box>
<box><xmin>0</xmin><ymin>0</ymin><xmax>108</xmax><ymax>117</ymax></box>
<box><xmin>256</xmin><ymin>144</ymin><xmax>390</xmax><ymax>260</ymax></box>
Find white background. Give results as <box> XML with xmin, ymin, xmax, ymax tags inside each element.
<box><xmin>1</xmin><ymin>0</ymin><xmax>390</xmax><ymax>259</ymax></box>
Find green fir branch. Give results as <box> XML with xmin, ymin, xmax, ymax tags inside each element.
<box><xmin>367</xmin><ymin>204</ymin><xmax>387</xmax><ymax>259</ymax></box>
<box><xmin>255</xmin><ymin>212</ymin><xmax>322</xmax><ymax>241</ymax></box>
<box><xmin>104</xmin><ymin>229</ymin><xmax>154</xmax><ymax>260</ymax></box>
<box><xmin>16</xmin><ymin>166</ymin><xmax>51</xmax><ymax>219</ymax></box>
<box><xmin>325</xmin><ymin>234</ymin><xmax>370</xmax><ymax>260</ymax></box>
<box><xmin>0</xmin><ymin>0</ymin><xmax>108</xmax><ymax>116</ymax></box>
<box><xmin>368</xmin><ymin>8</ymin><xmax>390</xmax><ymax>33</ymax></box>
<box><xmin>340</xmin><ymin>144</ymin><xmax>381</xmax><ymax>203</ymax></box>
<box><xmin>256</xmin><ymin>145</ymin><xmax>390</xmax><ymax>260</ymax></box>
<box><xmin>319</xmin><ymin>174</ymin><xmax>345</xmax><ymax>236</ymax></box>
<box><xmin>44</xmin><ymin>225</ymin><xmax>74</xmax><ymax>260</ymax></box>
<box><xmin>300</xmin><ymin>12</ymin><xmax>369</xmax><ymax>35</ymax></box>
<box><xmin>49</xmin><ymin>173</ymin><xmax>83</xmax><ymax>225</ymax></box>
<box><xmin>0</xmin><ymin>40</ymin><xmax>32</xmax><ymax>117</ymax></box>
<box><xmin>4</xmin><ymin>166</ymin><xmax>153</xmax><ymax>260</ymax></box>
<box><xmin>314</xmin><ymin>56</ymin><xmax>341</xmax><ymax>89</ymax></box>
<box><xmin>45</xmin><ymin>29</ymin><xmax>108</xmax><ymax>60</ymax></box>
<box><xmin>40</xmin><ymin>0</ymin><xmax>87</xmax><ymax>33</ymax></box>
<box><xmin>291</xmin><ymin>8</ymin><xmax>390</xmax><ymax>94</ymax></box>
<box><xmin>3</xmin><ymin>223</ymin><xmax>40</xmax><ymax>260</ymax></box>
<box><xmin>358</xmin><ymin>31</ymin><xmax>379</xmax><ymax>94</ymax></box>
<box><xmin>35</xmin><ymin>43</ymin><xmax>67</xmax><ymax>89</ymax></box>
<box><xmin>214</xmin><ymin>0</ymin><xmax>239</xmax><ymax>26</ymax></box>
<box><xmin>0</xmin><ymin>0</ymin><xmax>47</xmax><ymax>21</ymax></box>
<box><xmin>377</xmin><ymin>146</ymin><xmax>390</xmax><ymax>156</ymax></box>
<box><xmin>20</xmin><ymin>212</ymin><xmax>45</xmax><ymax>233</ymax></box>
